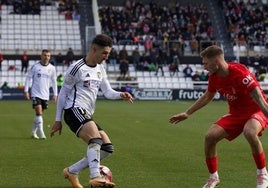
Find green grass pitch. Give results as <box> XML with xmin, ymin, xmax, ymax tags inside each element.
<box><xmin>0</xmin><ymin>100</ymin><xmax>267</xmax><ymax>187</ymax></box>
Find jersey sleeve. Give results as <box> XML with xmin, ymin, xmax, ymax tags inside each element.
<box><xmin>55</xmin><ymin>85</ymin><xmax>70</xmax><ymax>121</ymax></box>
<box><xmin>100</xmin><ymin>77</ymin><xmax>121</xmax><ymax>99</ymax></box>
<box><xmin>63</xmin><ymin>64</ymin><xmax>79</xmax><ymax>90</ymax></box>
<box><xmin>24</xmin><ymin>65</ymin><xmax>34</xmax><ymax>92</ymax></box>
<box><xmin>51</xmin><ymin>66</ymin><xmax>58</xmax><ymax>96</ymax></box>
<box><xmin>99</xmin><ymin>64</ymin><xmax>121</xmax><ymax>99</ymax></box>
<box><xmin>235</xmin><ymin>65</ymin><xmax>259</xmax><ymax>92</ymax></box>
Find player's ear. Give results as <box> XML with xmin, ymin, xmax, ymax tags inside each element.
<box><xmin>91</xmin><ymin>44</ymin><xmax>98</xmax><ymax>53</ymax></box>
<box><xmin>215</xmin><ymin>57</ymin><xmax>220</xmax><ymax>65</ymax></box>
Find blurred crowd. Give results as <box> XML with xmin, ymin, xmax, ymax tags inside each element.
<box><xmin>99</xmin><ymin>1</ymin><xmax>214</xmax><ymax>55</ymax></box>
<box><xmin>97</xmin><ymin>0</ymin><xmax>268</xmax><ymax>82</ymax></box>
<box><xmin>0</xmin><ymin>0</ymin><xmax>267</xmax><ymax>84</ymax></box>
<box><xmin>99</xmin><ymin>0</ymin><xmax>267</xmax><ymax>54</ymax></box>
<box><xmin>222</xmin><ymin>0</ymin><xmax>268</xmax><ymax>48</ymax></box>
<box><xmin>56</xmin><ymin>0</ymin><xmax>80</xmax><ymax>20</ymax></box>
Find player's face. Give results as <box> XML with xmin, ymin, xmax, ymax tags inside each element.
<box><xmin>40</xmin><ymin>52</ymin><xmax>51</xmax><ymax>66</ymax></box>
<box><xmin>203</xmin><ymin>57</ymin><xmax>218</xmax><ymax>74</ymax></box>
<box><xmin>95</xmin><ymin>46</ymin><xmax>111</xmax><ymax>64</ymax></box>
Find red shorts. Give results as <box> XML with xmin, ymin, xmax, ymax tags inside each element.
<box><xmin>215</xmin><ymin>111</ymin><xmax>268</xmax><ymax>141</ymax></box>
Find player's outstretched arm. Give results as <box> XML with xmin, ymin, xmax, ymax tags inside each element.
<box><xmin>250</xmin><ymin>87</ymin><xmax>268</xmax><ymax>117</ymax></box>
<box><xmin>169</xmin><ymin>90</ymin><xmax>215</xmax><ymax>124</ymax></box>
<box><xmin>50</xmin><ymin>121</ymin><xmax>62</xmax><ymax>137</ymax></box>
<box><xmin>100</xmin><ymin>77</ymin><xmax>134</xmax><ymax>103</ymax></box>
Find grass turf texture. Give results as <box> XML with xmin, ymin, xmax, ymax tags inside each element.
<box><xmin>0</xmin><ymin>100</ymin><xmax>267</xmax><ymax>187</ymax></box>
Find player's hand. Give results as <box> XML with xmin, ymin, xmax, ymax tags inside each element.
<box><xmin>169</xmin><ymin>112</ymin><xmax>189</xmax><ymax>124</ymax></box>
<box><xmin>120</xmin><ymin>92</ymin><xmax>134</xmax><ymax>103</ymax></box>
<box><xmin>52</xmin><ymin>96</ymin><xmax>57</xmax><ymax>103</ymax></box>
<box><xmin>24</xmin><ymin>92</ymin><xmax>30</xmax><ymax>100</ymax></box>
<box><xmin>50</xmin><ymin>121</ymin><xmax>62</xmax><ymax>137</ymax></box>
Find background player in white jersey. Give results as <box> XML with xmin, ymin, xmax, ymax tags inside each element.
<box><xmin>24</xmin><ymin>49</ymin><xmax>57</xmax><ymax>139</ymax></box>
<box><xmin>50</xmin><ymin>34</ymin><xmax>133</xmax><ymax>188</ymax></box>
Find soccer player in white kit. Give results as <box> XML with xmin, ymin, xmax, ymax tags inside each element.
<box><xmin>50</xmin><ymin>34</ymin><xmax>133</xmax><ymax>188</ymax></box>
<box><xmin>24</xmin><ymin>49</ymin><xmax>57</xmax><ymax>139</ymax></box>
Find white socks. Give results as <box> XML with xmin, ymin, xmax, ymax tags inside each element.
<box><xmin>210</xmin><ymin>171</ymin><xmax>219</xmax><ymax>179</ymax></box>
<box><xmin>68</xmin><ymin>157</ymin><xmax>88</xmax><ymax>174</ymax></box>
<box><xmin>33</xmin><ymin>115</ymin><xmax>46</xmax><ymax>138</ymax></box>
<box><xmin>87</xmin><ymin>143</ymin><xmax>101</xmax><ymax>179</ymax></box>
<box><xmin>257</xmin><ymin>167</ymin><xmax>268</xmax><ymax>175</ymax></box>
<box><xmin>68</xmin><ymin>146</ymin><xmax>111</xmax><ymax>175</ymax></box>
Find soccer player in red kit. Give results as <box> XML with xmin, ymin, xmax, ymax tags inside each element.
<box><xmin>169</xmin><ymin>45</ymin><xmax>268</xmax><ymax>188</ymax></box>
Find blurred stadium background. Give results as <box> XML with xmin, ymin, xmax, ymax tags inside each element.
<box><xmin>0</xmin><ymin>0</ymin><xmax>267</xmax><ymax>95</ymax></box>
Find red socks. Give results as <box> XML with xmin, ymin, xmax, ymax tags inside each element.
<box><xmin>206</xmin><ymin>156</ymin><xmax>218</xmax><ymax>173</ymax></box>
<box><xmin>206</xmin><ymin>152</ymin><xmax>266</xmax><ymax>174</ymax></box>
<box><xmin>253</xmin><ymin>151</ymin><xmax>266</xmax><ymax>169</ymax></box>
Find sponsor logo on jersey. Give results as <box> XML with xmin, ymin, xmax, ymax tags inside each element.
<box><xmin>242</xmin><ymin>74</ymin><xmax>254</xmax><ymax>87</ymax></box>
<box><xmin>223</xmin><ymin>93</ymin><xmax>237</xmax><ymax>101</ymax></box>
<box><xmin>83</xmin><ymin>80</ymin><xmax>90</xmax><ymax>87</ymax></box>
<box><xmin>89</xmin><ymin>80</ymin><xmax>100</xmax><ymax>89</ymax></box>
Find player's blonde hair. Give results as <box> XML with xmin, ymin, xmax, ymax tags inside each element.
<box><xmin>200</xmin><ymin>45</ymin><xmax>223</xmax><ymax>59</ymax></box>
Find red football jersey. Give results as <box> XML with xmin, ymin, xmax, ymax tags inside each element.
<box><xmin>208</xmin><ymin>62</ymin><xmax>266</xmax><ymax>115</ymax></box>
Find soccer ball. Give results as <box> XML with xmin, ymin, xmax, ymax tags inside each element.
<box><xmin>100</xmin><ymin>165</ymin><xmax>113</xmax><ymax>182</ymax></box>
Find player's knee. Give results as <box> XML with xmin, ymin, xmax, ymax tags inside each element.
<box><xmin>88</xmin><ymin>138</ymin><xmax>103</xmax><ymax>146</ymax></box>
<box><xmin>204</xmin><ymin>132</ymin><xmax>218</xmax><ymax>144</ymax></box>
<box><xmin>243</xmin><ymin>129</ymin><xmax>255</xmax><ymax>140</ymax></box>
<box><xmin>101</xmin><ymin>143</ymin><xmax>114</xmax><ymax>154</ymax></box>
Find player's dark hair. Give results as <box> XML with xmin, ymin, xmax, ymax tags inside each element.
<box><xmin>92</xmin><ymin>34</ymin><xmax>113</xmax><ymax>47</ymax></box>
<box><xmin>42</xmin><ymin>49</ymin><xmax>50</xmax><ymax>53</ymax></box>
<box><xmin>200</xmin><ymin>45</ymin><xmax>223</xmax><ymax>59</ymax></box>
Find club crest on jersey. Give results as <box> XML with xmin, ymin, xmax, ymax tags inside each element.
<box><xmin>97</xmin><ymin>72</ymin><xmax>101</xmax><ymax>79</ymax></box>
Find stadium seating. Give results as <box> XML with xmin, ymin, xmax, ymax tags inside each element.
<box><xmin>1</xmin><ymin>0</ymin><xmax>267</xmax><ymax>90</ymax></box>
<box><xmin>100</xmin><ymin>0</ymin><xmax>267</xmax><ymax>91</ymax></box>
<box><xmin>0</xmin><ymin>5</ymin><xmax>81</xmax><ymax>54</ymax></box>
<box><xmin>106</xmin><ymin>63</ymin><xmax>204</xmax><ymax>90</ymax></box>
<box><xmin>0</xmin><ymin>3</ymin><xmax>80</xmax><ymax>87</ymax></box>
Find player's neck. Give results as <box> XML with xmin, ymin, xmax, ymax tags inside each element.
<box><xmin>217</xmin><ymin>63</ymin><xmax>229</xmax><ymax>77</ymax></box>
<box><xmin>40</xmin><ymin>62</ymin><xmax>49</xmax><ymax>66</ymax></box>
<box><xmin>85</xmin><ymin>57</ymin><xmax>97</xmax><ymax>67</ymax></box>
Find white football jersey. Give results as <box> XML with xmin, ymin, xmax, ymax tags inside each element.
<box><xmin>24</xmin><ymin>62</ymin><xmax>57</xmax><ymax>100</ymax></box>
<box><xmin>62</xmin><ymin>58</ymin><xmax>120</xmax><ymax>115</ymax></box>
